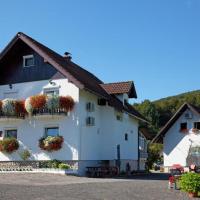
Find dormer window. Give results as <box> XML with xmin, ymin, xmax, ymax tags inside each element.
<box><xmin>23</xmin><ymin>55</ymin><xmax>34</xmax><ymax>67</ymax></box>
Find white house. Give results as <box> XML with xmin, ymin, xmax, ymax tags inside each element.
<box><xmin>153</xmin><ymin>103</ymin><xmax>200</xmax><ymax>172</ymax></box>
<box><xmin>0</xmin><ymin>32</ymin><xmax>147</xmax><ymax>175</ymax></box>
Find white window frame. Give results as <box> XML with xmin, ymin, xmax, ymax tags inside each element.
<box><xmin>23</xmin><ymin>55</ymin><xmax>35</xmax><ymax>68</ymax></box>
<box><xmin>43</xmin><ymin>88</ymin><xmax>59</xmax><ymax>96</ymax></box>
<box><xmin>44</xmin><ymin>126</ymin><xmax>59</xmax><ymax>137</ymax></box>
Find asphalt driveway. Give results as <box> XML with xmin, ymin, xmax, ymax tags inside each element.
<box><xmin>0</xmin><ymin>172</ymin><xmax>191</xmax><ymax>200</ymax></box>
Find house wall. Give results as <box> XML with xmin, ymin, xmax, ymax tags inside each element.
<box><xmin>79</xmin><ymin>90</ymin><xmax>139</xmax><ymax>172</ymax></box>
<box><xmin>163</xmin><ymin>108</ymin><xmax>200</xmax><ymax>168</ymax></box>
<box><xmin>0</xmin><ymin>79</ymin><xmax>80</xmax><ymax>161</ymax></box>
<box><xmin>0</xmin><ymin>42</ymin><xmax>64</xmax><ymax>85</ymax></box>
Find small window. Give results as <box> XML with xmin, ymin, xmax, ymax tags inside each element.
<box><xmin>44</xmin><ymin>90</ymin><xmax>59</xmax><ymax>96</ymax></box>
<box><xmin>23</xmin><ymin>55</ymin><xmax>34</xmax><ymax>67</ymax></box>
<box><xmin>86</xmin><ymin>102</ymin><xmax>95</xmax><ymax>112</ymax></box>
<box><xmin>180</xmin><ymin>123</ymin><xmax>187</xmax><ymax>131</ymax></box>
<box><xmin>125</xmin><ymin>133</ymin><xmax>128</xmax><ymax>141</ymax></box>
<box><xmin>116</xmin><ymin>115</ymin><xmax>123</xmax><ymax>121</ymax></box>
<box><xmin>45</xmin><ymin>127</ymin><xmax>59</xmax><ymax>137</ymax></box>
<box><xmin>194</xmin><ymin>122</ymin><xmax>200</xmax><ymax>130</ymax></box>
<box><xmin>86</xmin><ymin>117</ymin><xmax>95</xmax><ymax>126</ymax></box>
<box><xmin>5</xmin><ymin>129</ymin><xmax>17</xmax><ymax>139</ymax></box>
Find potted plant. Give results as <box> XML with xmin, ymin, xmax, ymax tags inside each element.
<box><xmin>2</xmin><ymin>99</ymin><xmax>16</xmax><ymax>116</ymax></box>
<box><xmin>39</xmin><ymin>136</ymin><xmax>64</xmax><ymax>151</ymax></box>
<box><xmin>180</xmin><ymin>172</ymin><xmax>200</xmax><ymax>198</ymax></box>
<box><xmin>25</xmin><ymin>95</ymin><xmax>46</xmax><ymax>115</ymax></box>
<box><xmin>15</xmin><ymin>100</ymin><xmax>27</xmax><ymax>117</ymax></box>
<box><xmin>59</xmin><ymin>96</ymin><xmax>75</xmax><ymax>112</ymax></box>
<box><xmin>192</xmin><ymin>128</ymin><xmax>199</xmax><ymax>134</ymax></box>
<box><xmin>0</xmin><ymin>137</ymin><xmax>19</xmax><ymax>153</ymax></box>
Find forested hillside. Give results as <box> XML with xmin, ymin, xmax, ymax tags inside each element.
<box><xmin>133</xmin><ymin>90</ymin><xmax>200</xmax><ymax>138</ymax></box>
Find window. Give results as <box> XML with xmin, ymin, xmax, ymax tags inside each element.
<box><xmin>86</xmin><ymin>102</ymin><xmax>95</xmax><ymax>112</ymax></box>
<box><xmin>5</xmin><ymin>129</ymin><xmax>17</xmax><ymax>139</ymax></box>
<box><xmin>125</xmin><ymin>133</ymin><xmax>128</xmax><ymax>141</ymax></box>
<box><xmin>194</xmin><ymin>122</ymin><xmax>200</xmax><ymax>130</ymax></box>
<box><xmin>44</xmin><ymin>89</ymin><xmax>59</xmax><ymax>96</ymax></box>
<box><xmin>180</xmin><ymin>122</ymin><xmax>187</xmax><ymax>131</ymax></box>
<box><xmin>116</xmin><ymin>115</ymin><xmax>123</xmax><ymax>121</ymax></box>
<box><xmin>23</xmin><ymin>55</ymin><xmax>34</xmax><ymax>67</ymax></box>
<box><xmin>45</xmin><ymin>127</ymin><xmax>59</xmax><ymax>137</ymax></box>
<box><xmin>86</xmin><ymin>117</ymin><xmax>95</xmax><ymax>126</ymax></box>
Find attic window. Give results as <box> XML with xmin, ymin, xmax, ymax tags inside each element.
<box><xmin>194</xmin><ymin>122</ymin><xmax>200</xmax><ymax>130</ymax></box>
<box><xmin>23</xmin><ymin>55</ymin><xmax>34</xmax><ymax>67</ymax></box>
<box><xmin>180</xmin><ymin>122</ymin><xmax>188</xmax><ymax>133</ymax></box>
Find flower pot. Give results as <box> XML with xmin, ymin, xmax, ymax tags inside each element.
<box><xmin>188</xmin><ymin>192</ymin><xmax>198</xmax><ymax>198</ymax></box>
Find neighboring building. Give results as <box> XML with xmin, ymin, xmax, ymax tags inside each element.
<box><xmin>153</xmin><ymin>103</ymin><xmax>200</xmax><ymax>172</ymax></box>
<box><xmin>0</xmin><ymin>32</ymin><xmax>147</xmax><ymax>175</ymax></box>
<box><xmin>139</xmin><ymin>128</ymin><xmax>151</xmax><ymax>170</ymax></box>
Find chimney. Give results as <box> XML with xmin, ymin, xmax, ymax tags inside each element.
<box><xmin>63</xmin><ymin>52</ymin><xmax>72</xmax><ymax>61</ymax></box>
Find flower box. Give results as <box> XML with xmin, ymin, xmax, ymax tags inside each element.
<box><xmin>0</xmin><ymin>137</ymin><xmax>19</xmax><ymax>153</ymax></box>
<box><xmin>39</xmin><ymin>136</ymin><xmax>64</xmax><ymax>151</ymax></box>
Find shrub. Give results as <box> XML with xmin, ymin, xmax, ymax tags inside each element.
<box><xmin>58</xmin><ymin>163</ymin><xmax>71</xmax><ymax>170</ymax></box>
<box><xmin>30</xmin><ymin>95</ymin><xmax>46</xmax><ymax>109</ymax></box>
<box><xmin>2</xmin><ymin>99</ymin><xmax>16</xmax><ymax>116</ymax></box>
<box><xmin>20</xmin><ymin>149</ymin><xmax>31</xmax><ymax>160</ymax></box>
<box><xmin>0</xmin><ymin>137</ymin><xmax>19</xmax><ymax>153</ymax></box>
<box><xmin>46</xmin><ymin>96</ymin><xmax>59</xmax><ymax>110</ymax></box>
<box><xmin>180</xmin><ymin>172</ymin><xmax>200</xmax><ymax>193</ymax></box>
<box><xmin>39</xmin><ymin>136</ymin><xmax>64</xmax><ymax>151</ymax></box>
<box><xmin>59</xmin><ymin>96</ymin><xmax>75</xmax><ymax>111</ymax></box>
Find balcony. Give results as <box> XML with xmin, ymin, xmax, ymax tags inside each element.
<box><xmin>31</xmin><ymin>108</ymin><xmax>68</xmax><ymax>120</ymax></box>
<box><xmin>0</xmin><ymin>112</ymin><xmax>24</xmax><ymax>123</ymax></box>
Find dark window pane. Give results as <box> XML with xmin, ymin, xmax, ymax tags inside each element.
<box><xmin>180</xmin><ymin>123</ymin><xmax>187</xmax><ymax>130</ymax></box>
<box><xmin>194</xmin><ymin>122</ymin><xmax>200</xmax><ymax>130</ymax></box>
<box><xmin>5</xmin><ymin>130</ymin><xmax>17</xmax><ymax>139</ymax></box>
<box><xmin>45</xmin><ymin>127</ymin><xmax>59</xmax><ymax>137</ymax></box>
<box><xmin>24</xmin><ymin>57</ymin><xmax>34</xmax><ymax>67</ymax></box>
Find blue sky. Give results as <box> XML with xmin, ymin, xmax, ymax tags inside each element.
<box><xmin>0</xmin><ymin>0</ymin><xmax>200</xmax><ymax>103</ymax></box>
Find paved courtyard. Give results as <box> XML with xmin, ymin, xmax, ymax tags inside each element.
<box><xmin>0</xmin><ymin>173</ymin><xmax>191</xmax><ymax>200</ymax></box>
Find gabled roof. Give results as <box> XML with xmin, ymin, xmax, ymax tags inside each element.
<box><xmin>0</xmin><ymin>32</ymin><xmax>147</xmax><ymax>122</ymax></box>
<box><xmin>152</xmin><ymin>103</ymin><xmax>200</xmax><ymax>143</ymax></box>
<box><xmin>139</xmin><ymin>128</ymin><xmax>153</xmax><ymax>140</ymax></box>
<box><xmin>100</xmin><ymin>81</ymin><xmax>137</xmax><ymax>98</ymax></box>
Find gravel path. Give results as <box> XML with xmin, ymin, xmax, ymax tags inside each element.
<box><xmin>0</xmin><ymin>173</ymin><xmax>191</xmax><ymax>200</ymax></box>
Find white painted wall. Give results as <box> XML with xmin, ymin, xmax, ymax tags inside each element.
<box><xmin>0</xmin><ymin>79</ymin><xmax>80</xmax><ymax>161</ymax></box>
<box><xmin>0</xmin><ymin>80</ymin><xmax>139</xmax><ymax>166</ymax></box>
<box><xmin>79</xmin><ymin>90</ymin><xmax>139</xmax><ymax>162</ymax></box>
<box><xmin>163</xmin><ymin>108</ymin><xmax>200</xmax><ymax>167</ymax></box>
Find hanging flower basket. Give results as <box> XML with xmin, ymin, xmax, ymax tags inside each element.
<box><xmin>39</xmin><ymin>136</ymin><xmax>64</xmax><ymax>151</ymax></box>
<box><xmin>180</xmin><ymin>129</ymin><xmax>189</xmax><ymax>133</ymax></box>
<box><xmin>25</xmin><ymin>95</ymin><xmax>75</xmax><ymax>115</ymax></box>
<box><xmin>192</xmin><ymin>128</ymin><xmax>200</xmax><ymax>134</ymax></box>
<box><xmin>0</xmin><ymin>137</ymin><xmax>19</xmax><ymax>153</ymax></box>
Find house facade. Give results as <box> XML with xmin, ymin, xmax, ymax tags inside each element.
<box><xmin>153</xmin><ymin>103</ymin><xmax>200</xmax><ymax>172</ymax></box>
<box><xmin>0</xmin><ymin>32</ymin><xmax>147</xmax><ymax>174</ymax></box>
